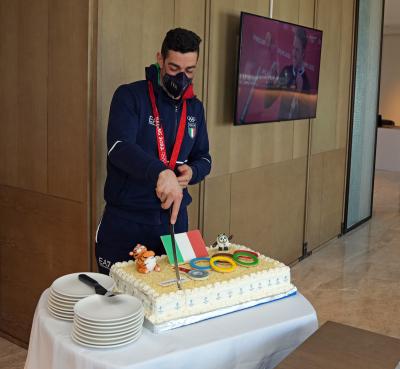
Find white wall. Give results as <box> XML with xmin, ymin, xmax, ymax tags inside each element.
<box><xmin>379</xmin><ymin>33</ymin><xmax>400</xmax><ymax>126</ymax></box>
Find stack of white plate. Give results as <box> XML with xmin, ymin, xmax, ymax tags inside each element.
<box><xmin>48</xmin><ymin>273</ymin><xmax>115</xmax><ymax>321</ymax></box>
<box><xmin>72</xmin><ymin>294</ymin><xmax>144</xmax><ymax>348</ymax></box>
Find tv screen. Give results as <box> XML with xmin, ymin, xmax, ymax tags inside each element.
<box><xmin>234</xmin><ymin>12</ymin><xmax>323</xmax><ymax>125</ymax></box>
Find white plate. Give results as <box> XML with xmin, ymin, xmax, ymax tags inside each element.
<box><xmin>75</xmin><ymin>308</ymin><xmax>143</xmax><ymax>326</ymax></box>
<box><xmin>73</xmin><ymin>330</ymin><xmax>142</xmax><ymax>345</ymax></box>
<box><xmin>48</xmin><ymin>304</ymin><xmax>74</xmax><ymax>316</ymax></box>
<box><xmin>50</xmin><ymin>288</ymin><xmax>81</xmax><ymax>301</ymax></box>
<box><xmin>48</xmin><ymin>299</ymin><xmax>74</xmax><ymax>313</ymax></box>
<box><xmin>73</xmin><ymin>317</ymin><xmax>143</xmax><ymax>334</ymax></box>
<box><xmin>47</xmin><ymin>300</ymin><xmax>74</xmax><ymax>313</ymax></box>
<box><xmin>49</xmin><ymin>290</ymin><xmax>79</xmax><ymax>304</ymax></box>
<box><xmin>48</xmin><ymin>303</ymin><xmax>74</xmax><ymax>314</ymax></box>
<box><xmin>48</xmin><ymin>304</ymin><xmax>74</xmax><ymax>315</ymax></box>
<box><xmin>73</xmin><ymin>319</ymin><xmax>143</xmax><ymax>334</ymax></box>
<box><xmin>73</xmin><ymin>322</ymin><xmax>142</xmax><ymax>337</ymax></box>
<box><xmin>74</xmin><ymin>314</ymin><xmax>143</xmax><ymax>330</ymax></box>
<box><xmin>73</xmin><ymin>326</ymin><xmax>142</xmax><ymax>342</ymax></box>
<box><xmin>52</xmin><ymin>273</ymin><xmax>114</xmax><ymax>298</ymax></box>
<box><xmin>74</xmin><ymin>294</ymin><xmax>143</xmax><ymax>322</ymax></box>
<box><xmin>71</xmin><ymin>331</ymin><xmax>141</xmax><ymax>349</ymax></box>
<box><xmin>49</xmin><ymin>291</ymin><xmax>77</xmax><ymax>303</ymax></box>
<box><xmin>48</xmin><ymin>308</ymin><xmax>74</xmax><ymax>321</ymax></box>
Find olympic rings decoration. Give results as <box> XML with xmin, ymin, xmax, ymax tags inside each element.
<box><xmin>232</xmin><ymin>251</ymin><xmax>259</xmax><ymax>267</ymax></box>
<box><xmin>189</xmin><ymin>257</ymin><xmax>211</xmax><ymax>270</ymax></box>
<box><xmin>210</xmin><ymin>256</ymin><xmax>237</xmax><ymax>273</ymax></box>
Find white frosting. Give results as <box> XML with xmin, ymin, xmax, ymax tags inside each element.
<box><xmin>110</xmin><ymin>244</ymin><xmax>294</xmax><ymax>324</ymax></box>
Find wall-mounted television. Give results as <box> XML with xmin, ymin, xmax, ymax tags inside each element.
<box><xmin>234</xmin><ymin>12</ymin><xmax>323</xmax><ymax>125</ymax></box>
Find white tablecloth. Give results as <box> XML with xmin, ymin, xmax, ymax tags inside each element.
<box><xmin>24</xmin><ymin>289</ymin><xmax>317</xmax><ymax>369</ymax></box>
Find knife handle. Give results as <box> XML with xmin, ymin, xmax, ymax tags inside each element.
<box><xmin>79</xmin><ymin>273</ymin><xmax>100</xmax><ymax>288</ymax></box>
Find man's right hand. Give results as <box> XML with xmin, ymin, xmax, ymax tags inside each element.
<box><xmin>156</xmin><ymin>169</ymin><xmax>183</xmax><ymax>224</ymax></box>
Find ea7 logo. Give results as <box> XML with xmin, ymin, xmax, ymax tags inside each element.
<box><xmin>148</xmin><ymin>115</ymin><xmax>155</xmax><ymax>126</ymax></box>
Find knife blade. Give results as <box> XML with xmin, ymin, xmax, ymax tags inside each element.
<box><xmin>169</xmin><ymin>209</ymin><xmax>182</xmax><ymax>290</ymax></box>
<box><xmin>78</xmin><ymin>274</ymin><xmax>115</xmax><ymax>296</ymax></box>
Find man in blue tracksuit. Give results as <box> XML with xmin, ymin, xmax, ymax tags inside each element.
<box><xmin>96</xmin><ymin>28</ymin><xmax>211</xmax><ymax>274</ymax></box>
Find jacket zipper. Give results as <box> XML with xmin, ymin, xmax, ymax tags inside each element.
<box><xmin>174</xmin><ymin>104</ymin><xmax>179</xmax><ymax>141</ymax></box>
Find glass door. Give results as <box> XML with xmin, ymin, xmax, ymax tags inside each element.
<box><xmin>344</xmin><ymin>0</ymin><xmax>385</xmax><ymax>232</ymax></box>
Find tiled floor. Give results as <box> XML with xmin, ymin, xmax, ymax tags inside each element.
<box><xmin>292</xmin><ymin>170</ymin><xmax>400</xmax><ymax>338</ymax></box>
<box><xmin>1</xmin><ymin>170</ymin><xmax>399</xmax><ymax>368</ymax></box>
<box><xmin>0</xmin><ymin>337</ymin><xmax>27</xmax><ymax>369</ymax></box>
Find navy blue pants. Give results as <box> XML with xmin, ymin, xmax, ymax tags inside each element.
<box><xmin>95</xmin><ymin>208</ymin><xmax>188</xmax><ymax>274</ymax></box>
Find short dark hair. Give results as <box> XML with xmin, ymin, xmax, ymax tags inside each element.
<box><xmin>295</xmin><ymin>28</ymin><xmax>307</xmax><ymax>51</ymax></box>
<box><xmin>161</xmin><ymin>28</ymin><xmax>202</xmax><ymax>59</ymax></box>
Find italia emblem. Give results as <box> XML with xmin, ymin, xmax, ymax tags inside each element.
<box><xmin>187</xmin><ymin>116</ymin><xmax>197</xmax><ymax>139</ymax></box>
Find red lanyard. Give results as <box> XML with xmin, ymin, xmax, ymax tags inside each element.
<box><xmin>147</xmin><ymin>81</ymin><xmax>187</xmax><ymax>170</ymax></box>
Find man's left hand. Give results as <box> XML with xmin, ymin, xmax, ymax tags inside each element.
<box><xmin>176</xmin><ymin>164</ymin><xmax>193</xmax><ymax>188</ymax></box>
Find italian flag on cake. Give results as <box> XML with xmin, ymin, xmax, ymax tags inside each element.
<box><xmin>161</xmin><ymin>230</ymin><xmax>208</xmax><ymax>264</ymax></box>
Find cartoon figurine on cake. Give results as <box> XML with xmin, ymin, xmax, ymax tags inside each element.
<box><xmin>216</xmin><ymin>233</ymin><xmax>231</xmax><ymax>251</ymax></box>
<box><xmin>129</xmin><ymin>244</ymin><xmax>161</xmax><ymax>274</ymax></box>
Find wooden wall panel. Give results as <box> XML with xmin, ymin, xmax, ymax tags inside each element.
<box><xmin>305</xmin><ymin>0</ymin><xmax>354</xmax><ymax>249</ymax></box>
<box><xmin>230</xmin><ymin>157</ymin><xmax>307</xmax><ymax>264</ymax></box>
<box><xmin>305</xmin><ymin>153</ymin><xmax>323</xmax><ymax>247</ymax></box>
<box><xmin>293</xmin><ymin>120</ymin><xmax>310</xmax><ymax>158</ymax></box>
<box><xmin>96</xmin><ymin>0</ymin><xmax>175</xmax><ymax>223</ymax></box>
<box><xmin>0</xmin><ymin>0</ymin><xmax>48</xmax><ymax>193</ymax></box>
<box><xmin>187</xmin><ymin>185</ymin><xmax>200</xmax><ymax>230</ymax></box>
<box><xmin>273</xmin><ymin>0</ymin><xmax>300</xmax><ymax>23</ymax></box>
<box><xmin>203</xmin><ymin>0</ymin><xmax>353</xmax><ymax>260</ymax></box>
<box><xmin>336</xmin><ymin>0</ymin><xmax>355</xmax><ymax>150</ymax></box>
<box><xmin>174</xmin><ymin>0</ymin><xmax>206</xmax><ymax>101</ymax></box>
<box><xmin>174</xmin><ymin>0</ymin><xmax>207</xmax><ymax>230</ymax></box>
<box><xmin>306</xmin><ymin>149</ymin><xmax>346</xmax><ymax>250</ymax></box>
<box><xmin>96</xmin><ymin>0</ymin><xmax>206</xmax><ymax>229</ymax></box>
<box><xmin>0</xmin><ymin>0</ymin><xmax>18</xmax><ymax>187</ymax></box>
<box><xmin>319</xmin><ymin>148</ymin><xmax>346</xmax><ymax>244</ymax></box>
<box><xmin>0</xmin><ymin>186</ymin><xmax>88</xmax><ymax>342</ymax></box>
<box><xmin>47</xmin><ymin>0</ymin><xmax>89</xmax><ymax>201</ymax></box>
<box><xmin>299</xmin><ymin>0</ymin><xmax>315</xmax><ymax>27</ymax></box>
<box><xmin>293</xmin><ymin>0</ymin><xmax>315</xmax><ymax>160</ymax></box>
<box><xmin>203</xmin><ymin>174</ymin><xmax>231</xmax><ymax>245</ymax></box>
<box><xmin>0</xmin><ymin>0</ymin><xmax>92</xmax><ymax>345</ymax></box>
<box><xmin>203</xmin><ymin>0</ymin><xmax>316</xmax><ymax>264</ymax></box>
<box><xmin>273</xmin><ymin>0</ymin><xmax>314</xmax><ymax>161</ymax></box>
<box><xmin>206</xmin><ymin>0</ymin><xmax>300</xmax><ymax>178</ymax></box>
<box><xmin>311</xmin><ymin>0</ymin><xmax>341</xmax><ymax>154</ymax></box>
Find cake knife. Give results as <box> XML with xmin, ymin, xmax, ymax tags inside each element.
<box><xmin>169</xmin><ymin>208</ymin><xmax>182</xmax><ymax>290</ymax></box>
<box><xmin>78</xmin><ymin>274</ymin><xmax>117</xmax><ymax>297</ymax></box>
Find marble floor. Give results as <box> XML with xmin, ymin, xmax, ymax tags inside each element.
<box><xmin>1</xmin><ymin>170</ymin><xmax>399</xmax><ymax>368</ymax></box>
<box><xmin>292</xmin><ymin>169</ymin><xmax>400</xmax><ymax>339</ymax></box>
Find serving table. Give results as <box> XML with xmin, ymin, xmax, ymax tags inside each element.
<box><xmin>25</xmin><ymin>289</ymin><xmax>318</xmax><ymax>369</ymax></box>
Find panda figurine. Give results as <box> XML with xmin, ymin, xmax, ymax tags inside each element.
<box><xmin>216</xmin><ymin>233</ymin><xmax>231</xmax><ymax>251</ymax></box>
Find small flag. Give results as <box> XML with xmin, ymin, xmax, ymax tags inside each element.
<box><xmin>161</xmin><ymin>230</ymin><xmax>208</xmax><ymax>264</ymax></box>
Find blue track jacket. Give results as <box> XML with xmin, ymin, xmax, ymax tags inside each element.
<box><xmin>104</xmin><ymin>64</ymin><xmax>212</xmax><ymax>224</ymax></box>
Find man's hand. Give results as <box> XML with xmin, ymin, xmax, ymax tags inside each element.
<box><xmin>176</xmin><ymin>164</ymin><xmax>193</xmax><ymax>189</ymax></box>
<box><xmin>156</xmin><ymin>169</ymin><xmax>183</xmax><ymax>224</ymax></box>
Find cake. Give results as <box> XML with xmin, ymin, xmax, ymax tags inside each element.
<box><xmin>110</xmin><ymin>244</ymin><xmax>295</xmax><ymax>328</ymax></box>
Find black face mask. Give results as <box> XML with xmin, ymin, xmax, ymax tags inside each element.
<box><xmin>162</xmin><ymin>72</ymin><xmax>192</xmax><ymax>98</ymax></box>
